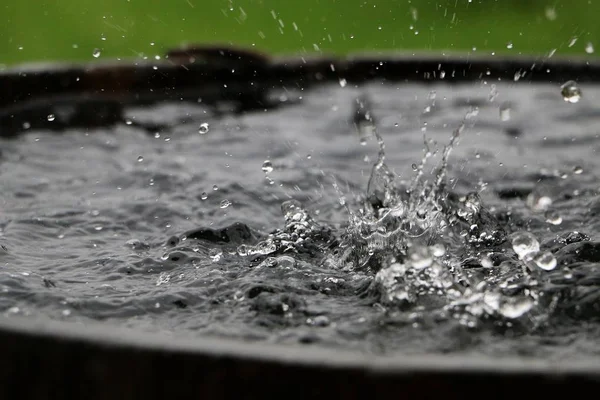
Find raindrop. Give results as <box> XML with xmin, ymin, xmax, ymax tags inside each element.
<box><xmin>544</xmin><ymin>210</ymin><xmax>562</xmax><ymax>225</ymax></box>
<box><xmin>573</xmin><ymin>165</ymin><xmax>583</xmax><ymax>174</ymax></box>
<box><xmin>220</xmin><ymin>199</ymin><xmax>231</xmax><ymax>209</ymax></box>
<box><xmin>137</xmin><ymin>156</ymin><xmax>144</xmax><ymax>162</ymax></box>
<box><xmin>533</xmin><ymin>251</ymin><xmax>557</xmax><ymax>271</ymax></box>
<box><xmin>92</xmin><ymin>48</ymin><xmax>101</xmax><ymax>58</ymax></box>
<box><xmin>213</xmin><ymin>185</ymin><xmax>219</xmax><ymax>191</ymax></box>
<box><xmin>47</xmin><ymin>114</ymin><xmax>56</xmax><ymax>122</ymax></box>
<box><xmin>506</xmin><ymin>42</ymin><xmax>513</xmax><ymax>49</ymax></box>
<box><xmin>499</xmin><ymin>297</ymin><xmax>534</xmax><ymax>319</ymax></box>
<box><xmin>198</xmin><ymin>122</ymin><xmax>210</xmax><ymax>134</ymax></box>
<box><xmin>262</xmin><ymin>160</ymin><xmax>274</xmax><ymax>174</ymax></box>
<box><xmin>568</xmin><ymin>37</ymin><xmax>578</xmax><ymax>48</ymax></box>
<box><xmin>585</xmin><ymin>42</ymin><xmax>594</xmax><ymax>54</ymax></box>
<box><xmin>499</xmin><ymin>102</ymin><xmax>511</xmax><ymax>121</ymax></box>
<box><xmin>200</xmin><ymin>192</ymin><xmax>208</xmax><ymax>200</ymax></box>
<box><xmin>511</xmin><ymin>232</ymin><xmax>540</xmax><ymax>260</ymax></box>
<box><xmin>339</xmin><ymin>78</ymin><xmax>347</xmax><ymax>88</ymax></box>
<box><xmin>561</xmin><ymin>81</ymin><xmax>582</xmax><ymax>103</ymax></box>
<box><xmin>209</xmin><ymin>248</ymin><xmax>222</xmax><ymax>262</ymax></box>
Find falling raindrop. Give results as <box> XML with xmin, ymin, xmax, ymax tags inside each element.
<box><xmin>262</xmin><ymin>160</ymin><xmax>274</xmax><ymax>174</ymax></box>
<box><xmin>339</xmin><ymin>78</ymin><xmax>347</xmax><ymax>88</ymax></box>
<box><xmin>92</xmin><ymin>48</ymin><xmax>101</xmax><ymax>58</ymax></box>
<box><xmin>561</xmin><ymin>81</ymin><xmax>582</xmax><ymax>103</ymax></box>
<box><xmin>198</xmin><ymin>122</ymin><xmax>210</xmax><ymax>134</ymax></box>
<box><xmin>506</xmin><ymin>42</ymin><xmax>513</xmax><ymax>49</ymax></box>
<box><xmin>200</xmin><ymin>192</ymin><xmax>208</xmax><ymax>200</ymax></box>
<box><xmin>544</xmin><ymin>210</ymin><xmax>562</xmax><ymax>225</ymax></box>
<box><xmin>511</xmin><ymin>232</ymin><xmax>540</xmax><ymax>260</ymax></box>
<box><xmin>573</xmin><ymin>165</ymin><xmax>583</xmax><ymax>174</ymax></box>
<box><xmin>220</xmin><ymin>199</ymin><xmax>231</xmax><ymax>209</ymax></box>
<box><xmin>533</xmin><ymin>251</ymin><xmax>557</xmax><ymax>271</ymax></box>
<box><xmin>137</xmin><ymin>156</ymin><xmax>144</xmax><ymax>162</ymax></box>
<box><xmin>585</xmin><ymin>42</ymin><xmax>595</xmax><ymax>54</ymax></box>
<box><xmin>499</xmin><ymin>102</ymin><xmax>511</xmax><ymax>121</ymax></box>
<box><xmin>47</xmin><ymin>114</ymin><xmax>56</xmax><ymax>122</ymax></box>
<box><xmin>213</xmin><ymin>185</ymin><xmax>219</xmax><ymax>191</ymax></box>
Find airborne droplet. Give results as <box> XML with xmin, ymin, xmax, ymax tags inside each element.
<box><xmin>511</xmin><ymin>232</ymin><xmax>540</xmax><ymax>260</ymax></box>
<box><xmin>262</xmin><ymin>160</ymin><xmax>273</xmax><ymax>174</ymax></box>
<box><xmin>92</xmin><ymin>48</ymin><xmax>101</xmax><ymax>58</ymax></box>
<box><xmin>220</xmin><ymin>199</ymin><xmax>231</xmax><ymax>209</ymax></box>
<box><xmin>561</xmin><ymin>80</ymin><xmax>582</xmax><ymax>103</ymax></box>
<box><xmin>533</xmin><ymin>251</ymin><xmax>557</xmax><ymax>271</ymax></box>
<box><xmin>198</xmin><ymin>122</ymin><xmax>210</xmax><ymax>134</ymax></box>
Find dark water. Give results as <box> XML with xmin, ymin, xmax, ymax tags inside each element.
<box><xmin>1</xmin><ymin>80</ymin><xmax>600</xmax><ymax>360</ymax></box>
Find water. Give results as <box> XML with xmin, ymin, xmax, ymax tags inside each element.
<box><xmin>1</xmin><ymin>81</ymin><xmax>600</xmax><ymax>360</ymax></box>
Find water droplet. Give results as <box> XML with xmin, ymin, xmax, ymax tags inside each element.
<box><xmin>561</xmin><ymin>80</ymin><xmax>582</xmax><ymax>103</ymax></box>
<box><xmin>92</xmin><ymin>48</ymin><xmax>101</xmax><ymax>58</ymax></box>
<box><xmin>154</xmin><ymin>132</ymin><xmax>161</xmax><ymax>139</ymax></box>
<box><xmin>499</xmin><ymin>297</ymin><xmax>534</xmax><ymax>319</ymax></box>
<box><xmin>585</xmin><ymin>42</ymin><xmax>595</xmax><ymax>54</ymax></box>
<box><xmin>198</xmin><ymin>122</ymin><xmax>209</xmax><ymax>134</ymax></box>
<box><xmin>533</xmin><ymin>251</ymin><xmax>557</xmax><ymax>271</ymax></box>
<box><xmin>213</xmin><ymin>185</ymin><xmax>219</xmax><ymax>191</ymax></box>
<box><xmin>568</xmin><ymin>37</ymin><xmax>578</xmax><ymax>48</ymax></box>
<box><xmin>237</xmin><ymin>244</ymin><xmax>248</xmax><ymax>256</ymax></box>
<box><xmin>411</xmin><ymin>163</ymin><xmax>418</xmax><ymax>171</ymax></box>
<box><xmin>544</xmin><ymin>210</ymin><xmax>562</xmax><ymax>225</ymax></box>
<box><xmin>262</xmin><ymin>160</ymin><xmax>273</xmax><ymax>174</ymax></box>
<box><xmin>511</xmin><ymin>232</ymin><xmax>540</xmax><ymax>260</ymax></box>
<box><xmin>220</xmin><ymin>199</ymin><xmax>231</xmax><ymax>209</ymax></box>
<box><xmin>47</xmin><ymin>114</ymin><xmax>55</xmax><ymax>122</ymax></box>
<box><xmin>499</xmin><ymin>102</ymin><xmax>511</xmax><ymax>121</ymax></box>
<box><xmin>339</xmin><ymin>78</ymin><xmax>347</xmax><ymax>87</ymax></box>
<box><xmin>526</xmin><ymin>192</ymin><xmax>552</xmax><ymax>211</ymax></box>
<box><xmin>506</xmin><ymin>42</ymin><xmax>513</xmax><ymax>49</ymax></box>
<box><xmin>209</xmin><ymin>248</ymin><xmax>222</xmax><ymax>262</ymax></box>
<box><xmin>200</xmin><ymin>192</ymin><xmax>208</xmax><ymax>200</ymax></box>
<box><xmin>307</xmin><ymin>154</ymin><xmax>312</xmax><ymax>160</ymax></box>
<box><xmin>137</xmin><ymin>155</ymin><xmax>144</xmax><ymax>162</ymax></box>
<box><xmin>573</xmin><ymin>165</ymin><xmax>583</xmax><ymax>174</ymax></box>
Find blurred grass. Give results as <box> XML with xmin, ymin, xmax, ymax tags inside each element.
<box><xmin>0</xmin><ymin>0</ymin><xmax>598</xmax><ymax>66</ymax></box>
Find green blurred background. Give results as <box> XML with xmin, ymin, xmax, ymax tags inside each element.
<box><xmin>1</xmin><ymin>0</ymin><xmax>598</xmax><ymax>66</ymax></box>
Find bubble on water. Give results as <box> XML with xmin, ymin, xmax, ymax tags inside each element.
<box><xmin>544</xmin><ymin>210</ymin><xmax>562</xmax><ymax>225</ymax></box>
<box><xmin>47</xmin><ymin>114</ymin><xmax>56</xmax><ymax>122</ymax></box>
<box><xmin>262</xmin><ymin>160</ymin><xmax>273</xmax><ymax>174</ymax></box>
<box><xmin>506</xmin><ymin>42</ymin><xmax>513</xmax><ymax>49</ymax></box>
<box><xmin>200</xmin><ymin>192</ymin><xmax>208</xmax><ymax>200</ymax></box>
<box><xmin>213</xmin><ymin>185</ymin><xmax>219</xmax><ymax>191</ymax></box>
<box><xmin>585</xmin><ymin>42</ymin><xmax>595</xmax><ymax>54</ymax></box>
<box><xmin>561</xmin><ymin>80</ymin><xmax>582</xmax><ymax>103</ymax></box>
<box><xmin>499</xmin><ymin>297</ymin><xmax>534</xmax><ymax>319</ymax></box>
<box><xmin>198</xmin><ymin>122</ymin><xmax>210</xmax><ymax>134</ymax></box>
<box><xmin>209</xmin><ymin>248</ymin><xmax>222</xmax><ymax>262</ymax></box>
<box><xmin>533</xmin><ymin>251</ymin><xmax>557</xmax><ymax>271</ymax></box>
<box><xmin>220</xmin><ymin>199</ymin><xmax>231</xmax><ymax>209</ymax></box>
<box><xmin>573</xmin><ymin>165</ymin><xmax>583</xmax><ymax>174</ymax></box>
<box><xmin>92</xmin><ymin>48</ymin><xmax>101</xmax><ymax>58</ymax></box>
<box><xmin>499</xmin><ymin>102</ymin><xmax>511</xmax><ymax>121</ymax></box>
<box><xmin>137</xmin><ymin>156</ymin><xmax>144</xmax><ymax>162</ymax></box>
<box><xmin>511</xmin><ymin>232</ymin><xmax>540</xmax><ymax>260</ymax></box>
